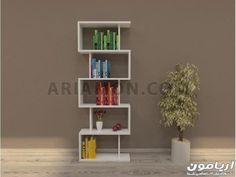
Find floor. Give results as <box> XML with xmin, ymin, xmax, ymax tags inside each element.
<box><xmin>1</xmin><ymin>151</ymin><xmax>235</xmax><ymax>177</ymax></box>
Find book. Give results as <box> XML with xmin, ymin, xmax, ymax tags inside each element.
<box><xmin>107</xmin><ymin>30</ymin><xmax>110</xmax><ymax>49</ymax></box>
<box><xmin>82</xmin><ymin>141</ymin><xmax>86</xmax><ymax>159</ymax></box>
<box><xmin>110</xmin><ymin>32</ymin><xmax>113</xmax><ymax>49</ymax></box>
<box><xmin>100</xmin><ymin>59</ymin><xmax>103</xmax><ymax>78</ymax></box>
<box><xmin>112</xmin><ymin>86</ymin><xmax>118</xmax><ymax>105</ymax></box>
<box><xmin>107</xmin><ymin>60</ymin><xmax>111</xmax><ymax>78</ymax></box>
<box><xmin>98</xmin><ymin>32</ymin><xmax>101</xmax><ymax>50</ymax></box>
<box><xmin>92</xmin><ymin>35</ymin><xmax>95</xmax><ymax>49</ymax></box>
<box><xmin>96</xmin><ymin>81</ymin><xmax>102</xmax><ymax>105</ymax></box>
<box><xmin>85</xmin><ymin>136</ymin><xmax>89</xmax><ymax>159</ymax></box>
<box><xmin>94</xmin><ymin>30</ymin><xmax>98</xmax><ymax>49</ymax></box>
<box><xmin>100</xmin><ymin>32</ymin><xmax>103</xmax><ymax>50</ymax></box>
<box><xmin>113</xmin><ymin>32</ymin><xmax>116</xmax><ymax>50</ymax></box>
<box><xmin>107</xmin><ymin>82</ymin><xmax>112</xmax><ymax>105</ymax></box>
<box><xmin>91</xmin><ymin>58</ymin><xmax>96</xmax><ymax>78</ymax></box>
<box><xmin>102</xmin><ymin>60</ymin><xmax>107</xmax><ymax>78</ymax></box>
<box><xmin>116</xmin><ymin>34</ymin><xmax>119</xmax><ymax>49</ymax></box>
<box><xmin>96</xmin><ymin>60</ymin><xmax>101</xmax><ymax>78</ymax></box>
<box><xmin>90</xmin><ymin>136</ymin><xmax>96</xmax><ymax>159</ymax></box>
<box><xmin>103</xmin><ymin>35</ymin><xmax>107</xmax><ymax>50</ymax></box>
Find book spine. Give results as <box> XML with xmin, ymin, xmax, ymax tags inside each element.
<box><xmin>103</xmin><ymin>35</ymin><xmax>107</xmax><ymax>50</ymax></box>
<box><xmin>107</xmin><ymin>30</ymin><xmax>110</xmax><ymax>49</ymax></box>
<box><xmin>100</xmin><ymin>60</ymin><xmax>103</xmax><ymax>78</ymax></box>
<box><xmin>92</xmin><ymin>35</ymin><xmax>95</xmax><ymax>49</ymax></box>
<box><xmin>98</xmin><ymin>32</ymin><xmax>101</xmax><ymax>50</ymax></box>
<box><xmin>102</xmin><ymin>61</ymin><xmax>106</xmax><ymax>78</ymax></box>
<box><xmin>82</xmin><ymin>141</ymin><xmax>86</xmax><ymax>159</ymax></box>
<box><xmin>94</xmin><ymin>30</ymin><xmax>98</xmax><ymax>50</ymax></box>
<box><xmin>107</xmin><ymin>60</ymin><xmax>111</xmax><ymax>78</ymax></box>
<box><xmin>85</xmin><ymin>137</ymin><xmax>89</xmax><ymax>159</ymax></box>
<box><xmin>110</xmin><ymin>32</ymin><xmax>113</xmax><ymax>49</ymax></box>
<box><xmin>96</xmin><ymin>81</ymin><xmax>102</xmax><ymax>105</ymax></box>
<box><xmin>113</xmin><ymin>32</ymin><xmax>116</xmax><ymax>50</ymax></box>
<box><xmin>91</xmin><ymin>58</ymin><xmax>96</xmax><ymax>78</ymax></box>
<box><xmin>100</xmin><ymin>32</ymin><xmax>103</xmax><ymax>50</ymax></box>
<box><xmin>116</xmin><ymin>34</ymin><xmax>119</xmax><ymax>49</ymax></box>
<box><xmin>96</xmin><ymin>60</ymin><xmax>101</xmax><ymax>78</ymax></box>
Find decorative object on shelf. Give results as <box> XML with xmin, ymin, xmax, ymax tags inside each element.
<box><xmin>159</xmin><ymin>63</ymin><xmax>200</xmax><ymax>165</ymax></box>
<box><xmin>112</xmin><ymin>123</ymin><xmax>122</xmax><ymax>131</ymax></box>
<box><xmin>91</xmin><ymin>58</ymin><xmax>111</xmax><ymax>78</ymax></box>
<box><xmin>82</xmin><ymin>136</ymin><xmax>96</xmax><ymax>159</ymax></box>
<box><xmin>92</xmin><ymin>29</ymin><xmax>118</xmax><ymax>50</ymax></box>
<box><xmin>94</xmin><ymin>109</ymin><xmax>106</xmax><ymax>131</ymax></box>
<box><xmin>96</xmin><ymin>81</ymin><xmax>118</xmax><ymax>105</ymax></box>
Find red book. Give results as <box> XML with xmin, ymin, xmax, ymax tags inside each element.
<box><xmin>96</xmin><ymin>81</ymin><xmax>102</xmax><ymax>105</ymax></box>
<box><xmin>112</xmin><ymin>87</ymin><xmax>118</xmax><ymax>105</ymax></box>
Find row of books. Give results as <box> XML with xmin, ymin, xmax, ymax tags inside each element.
<box><xmin>81</xmin><ymin>136</ymin><xmax>96</xmax><ymax>159</ymax></box>
<box><xmin>96</xmin><ymin>81</ymin><xmax>118</xmax><ymax>105</ymax></box>
<box><xmin>91</xmin><ymin>58</ymin><xmax>111</xmax><ymax>78</ymax></box>
<box><xmin>92</xmin><ymin>29</ymin><xmax>118</xmax><ymax>50</ymax></box>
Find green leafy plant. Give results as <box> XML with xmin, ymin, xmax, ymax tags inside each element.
<box><xmin>159</xmin><ymin>63</ymin><xmax>200</xmax><ymax>141</ymax></box>
<box><xmin>94</xmin><ymin>110</ymin><xmax>106</xmax><ymax>121</ymax></box>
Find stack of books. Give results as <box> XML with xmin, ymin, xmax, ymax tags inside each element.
<box><xmin>92</xmin><ymin>29</ymin><xmax>118</xmax><ymax>50</ymax></box>
<box><xmin>91</xmin><ymin>58</ymin><xmax>111</xmax><ymax>78</ymax></box>
<box><xmin>96</xmin><ymin>81</ymin><xmax>118</xmax><ymax>105</ymax></box>
<box><xmin>81</xmin><ymin>136</ymin><xmax>96</xmax><ymax>159</ymax></box>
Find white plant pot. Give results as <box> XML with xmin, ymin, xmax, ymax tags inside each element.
<box><xmin>96</xmin><ymin>121</ymin><xmax>103</xmax><ymax>131</ymax></box>
<box><xmin>171</xmin><ymin>138</ymin><xmax>190</xmax><ymax>165</ymax></box>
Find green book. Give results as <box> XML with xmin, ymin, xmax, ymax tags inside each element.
<box><xmin>100</xmin><ymin>32</ymin><xmax>103</xmax><ymax>50</ymax></box>
<box><xmin>116</xmin><ymin>34</ymin><xmax>119</xmax><ymax>50</ymax></box>
<box><xmin>107</xmin><ymin>30</ymin><xmax>110</xmax><ymax>50</ymax></box>
<box><xmin>94</xmin><ymin>30</ymin><xmax>98</xmax><ymax>49</ymax></box>
<box><xmin>104</xmin><ymin>35</ymin><xmax>107</xmax><ymax>50</ymax></box>
<box><xmin>92</xmin><ymin>35</ymin><xmax>95</xmax><ymax>49</ymax></box>
<box><xmin>113</xmin><ymin>32</ymin><xmax>116</xmax><ymax>50</ymax></box>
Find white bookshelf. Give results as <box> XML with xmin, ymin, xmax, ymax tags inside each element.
<box><xmin>77</xmin><ymin>21</ymin><xmax>131</xmax><ymax>162</ymax></box>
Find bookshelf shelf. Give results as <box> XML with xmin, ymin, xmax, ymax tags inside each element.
<box><xmin>78</xmin><ymin>21</ymin><xmax>131</xmax><ymax>162</ymax></box>
<box><xmin>79</xmin><ymin>78</ymin><xmax>130</xmax><ymax>81</ymax></box>
<box><xmin>78</xmin><ymin>103</ymin><xmax>130</xmax><ymax>108</ymax></box>
<box><xmin>79</xmin><ymin>128</ymin><xmax>130</xmax><ymax>135</ymax></box>
<box><xmin>78</xmin><ymin>49</ymin><xmax>130</xmax><ymax>54</ymax></box>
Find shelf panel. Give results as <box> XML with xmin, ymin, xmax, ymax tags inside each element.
<box><xmin>79</xmin><ymin>128</ymin><xmax>130</xmax><ymax>135</ymax></box>
<box><xmin>78</xmin><ymin>21</ymin><xmax>131</xmax><ymax>28</ymax></box>
<box><xmin>78</xmin><ymin>49</ymin><xmax>130</xmax><ymax>54</ymax></box>
<box><xmin>79</xmin><ymin>153</ymin><xmax>130</xmax><ymax>162</ymax></box>
<box><xmin>79</xmin><ymin>78</ymin><xmax>130</xmax><ymax>81</ymax></box>
<box><xmin>79</xmin><ymin>103</ymin><xmax>130</xmax><ymax>108</ymax></box>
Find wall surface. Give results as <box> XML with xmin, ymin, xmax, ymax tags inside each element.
<box><xmin>2</xmin><ymin>0</ymin><xmax>234</xmax><ymax>148</ymax></box>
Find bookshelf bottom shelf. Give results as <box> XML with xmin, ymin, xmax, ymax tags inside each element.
<box><xmin>79</xmin><ymin>153</ymin><xmax>130</xmax><ymax>162</ymax></box>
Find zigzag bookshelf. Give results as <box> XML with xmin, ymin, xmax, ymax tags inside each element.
<box><xmin>77</xmin><ymin>21</ymin><xmax>131</xmax><ymax>162</ymax></box>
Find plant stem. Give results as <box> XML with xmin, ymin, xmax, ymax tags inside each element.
<box><xmin>177</xmin><ymin>126</ymin><xmax>184</xmax><ymax>141</ymax></box>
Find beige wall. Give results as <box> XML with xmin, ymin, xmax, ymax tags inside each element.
<box><xmin>2</xmin><ymin>0</ymin><xmax>234</xmax><ymax>148</ymax></box>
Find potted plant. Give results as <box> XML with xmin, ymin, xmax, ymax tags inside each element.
<box><xmin>94</xmin><ymin>110</ymin><xmax>106</xmax><ymax>131</ymax></box>
<box><xmin>159</xmin><ymin>63</ymin><xmax>200</xmax><ymax>164</ymax></box>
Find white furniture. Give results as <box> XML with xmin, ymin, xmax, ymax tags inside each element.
<box><xmin>77</xmin><ymin>21</ymin><xmax>131</xmax><ymax>162</ymax></box>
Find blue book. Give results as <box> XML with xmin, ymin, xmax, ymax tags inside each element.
<box><xmin>96</xmin><ymin>60</ymin><xmax>101</xmax><ymax>78</ymax></box>
<box><xmin>100</xmin><ymin>60</ymin><xmax>103</xmax><ymax>78</ymax></box>
<box><xmin>107</xmin><ymin>60</ymin><xmax>111</xmax><ymax>78</ymax></box>
<box><xmin>103</xmin><ymin>60</ymin><xmax>108</xmax><ymax>78</ymax></box>
<box><xmin>98</xmin><ymin>32</ymin><xmax>101</xmax><ymax>50</ymax></box>
<box><xmin>91</xmin><ymin>58</ymin><xmax>97</xmax><ymax>78</ymax></box>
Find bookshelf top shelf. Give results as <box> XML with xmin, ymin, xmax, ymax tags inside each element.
<box><xmin>78</xmin><ymin>49</ymin><xmax>131</xmax><ymax>54</ymax></box>
<box><xmin>78</xmin><ymin>21</ymin><xmax>131</xmax><ymax>28</ymax></box>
